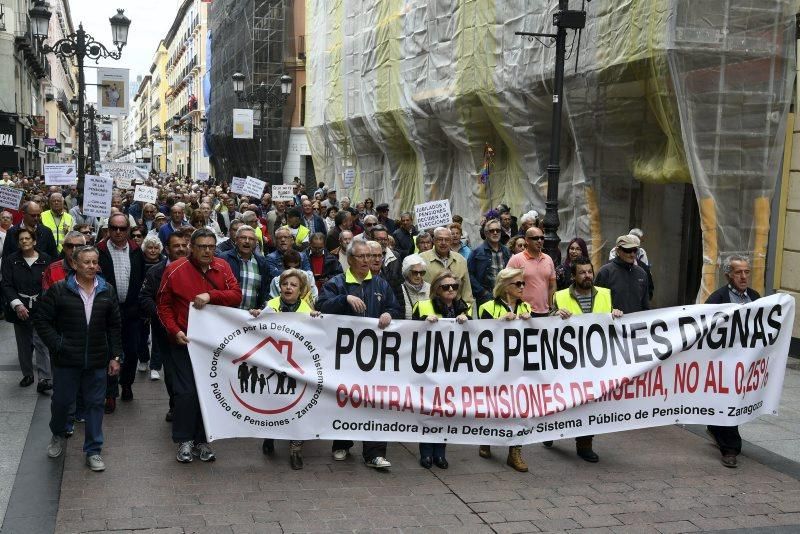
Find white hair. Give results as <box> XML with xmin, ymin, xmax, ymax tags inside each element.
<box><xmin>629</xmin><ymin>227</ymin><xmax>644</xmax><ymax>238</ymax></box>
<box><xmin>722</xmin><ymin>254</ymin><xmax>750</xmax><ymax>275</ymax></box>
<box><xmin>401</xmin><ymin>253</ymin><xmax>427</xmax><ymax>277</ymax></box>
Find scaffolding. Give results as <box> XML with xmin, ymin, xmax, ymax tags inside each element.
<box><xmin>207</xmin><ymin>0</ymin><xmax>296</xmax><ymax>184</ymax></box>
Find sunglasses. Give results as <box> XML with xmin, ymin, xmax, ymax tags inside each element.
<box><xmin>486</xmin><ymin>228</ymin><xmax>501</xmax><ymax>234</ymax></box>
<box><xmin>440</xmin><ymin>283</ymin><xmax>459</xmax><ymax>291</ymax></box>
<box><xmin>619</xmin><ymin>246</ymin><xmax>638</xmax><ymax>254</ymax></box>
<box><xmin>109</xmin><ymin>225</ymin><xmax>129</xmax><ymax>232</ymax></box>
<box><xmin>409</xmin><ymin>270</ymin><xmax>426</xmax><ymax>276</ymax></box>
<box><xmin>131</xmin><ymin>234</ymin><xmax>143</xmax><ymax>238</ymax></box>
<box><xmin>511</xmin><ymin>281</ymin><xmax>526</xmax><ymax>288</ymax></box>
<box><xmin>526</xmin><ymin>236</ymin><xmax>545</xmax><ymax>241</ymax></box>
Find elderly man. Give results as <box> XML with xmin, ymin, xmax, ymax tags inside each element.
<box><xmin>158</xmin><ymin>204</ymin><xmax>187</xmax><ymax>247</ymax></box>
<box><xmin>300</xmin><ymin>199</ymin><xmax>326</xmax><ymax>234</ymax></box>
<box><xmin>220</xmin><ymin>226</ymin><xmax>270</xmax><ymax>312</ymax></box>
<box><xmin>391</xmin><ymin>212</ymin><xmax>416</xmax><ymax>261</ymax></box>
<box><xmin>265</xmin><ymin>226</ymin><xmax>311</xmax><ymax>279</ymax></box>
<box><xmin>157</xmin><ymin>228</ymin><xmax>241</xmax><ymax>463</ymax></box>
<box><xmin>321</xmin><ymin>189</ymin><xmax>338</xmax><ymax>210</ymax></box>
<box><xmin>705</xmin><ymin>255</ymin><xmax>760</xmax><ymax>468</ymax></box>
<box><xmin>419</xmin><ymin>227</ymin><xmax>474</xmax><ymax>308</ymax></box>
<box><xmin>215</xmin><ymin>219</ymin><xmax>243</xmax><ymax>256</ymax></box>
<box><xmin>595</xmin><ymin>234</ymin><xmax>649</xmax><ymax>313</ymax></box>
<box><xmin>42</xmin><ymin>231</ymin><xmax>87</xmax><ymax>289</ymax></box>
<box><xmin>140</xmin><ymin>203</ymin><xmax>159</xmax><ymax>233</ymax></box>
<box><xmin>3</xmin><ymin>201</ymin><xmax>57</xmax><ymax>259</ymax></box>
<box><xmin>307</xmin><ymin>232</ymin><xmax>343</xmax><ymax>292</ymax></box>
<box><xmin>333</xmin><ymin>230</ymin><xmax>353</xmax><ymax>272</ymax></box>
<box><xmin>551</xmin><ymin>256</ymin><xmax>623</xmax><ymax>462</ymax></box>
<box><xmin>375</xmin><ymin>203</ymin><xmax>396</xmax><ymax>233</ymax></box>
<box><xmin>266</xmin><ymin>201</ymin><xmax>288</xmax><ymax>240</ymax></box>
<box><xmin>468</xmin><ymin>218</ymin><xmax>511</xmax><ymax>306</ymax></box>
<box><xmin>318</xmin><ymin>239</ymin><xmax>401</xmax><ymax>468</ymax></box>
<box><xmin>507</xmin><ymin>226</ymin><xmax>556</xmax><ymax>316</ymax></box>
<box><xmin>326</xmin><ymin>210</ymin><xmax>352</xmax><ymax>252</ymax></box>
<box><xmin>97</xmin><ymin>213</ymin><xmax>146</xmax><ymax>412</ymax></box>
<box><xmin>36</xmin><ymin>246</ymin><xmax>123</xmax><ymax>472</ymax></box>
<box><xmin>41</xmin><ymin>193</ymin><xmax>74</xmax><ymax>253</ymax></box>
<box><xmin>371</xmin><ymin>224</ymin><xmax>403</xmax><ymax>298</ymax></box>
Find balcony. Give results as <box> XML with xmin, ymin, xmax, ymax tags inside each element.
<box><xmin>297</xmin><ymin>35</ymin><xmax>306</xmax><ymax>61</ymax></box>
<box><xmin>14</xmin><ymin>14</ymin><xmax>49</xmax><ymax>80</ymax></box>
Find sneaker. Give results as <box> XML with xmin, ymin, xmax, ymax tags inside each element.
<box><xmin>36</xmin><ymin>379</ymin><xmax>53</xmax><ymax>393</ymax></box>
<box><xmin>332</xmin><ymin>448</ymin><xmax>348</xmax><ymax>461</ymax></box>
<box><xmin>137</xmin><ymin>362</ymin><xmax>148</xmax><ymax>372</ymax></box>
<box><xmin>65</xmin><ymin>423</ymin><xmax>74</xmax><ymax>438</ymax></box>
<box><xmin>365</xmin><ymin>456</ymin><xmax>391</xmax><ymax>469</ymax></box>
<box><xmin>85</xmin><ymin>454</ymin><xmax>105</xmax><ymax>472</ymax></box>
<box><xmin>193</xmin><ymin>442</ymin><xmax>216</xmax><ymax>462</ymax></box>
<box><xmin>47</xmin><ymin>435</ymin><xmax>65</xmax><ymax>458</ymax></box>
<box><xmin>74</xmin><ymin>417</ymin><xmax>86</xmax><ymax>424</ymax></box>
<box><xmin>176</xmin><ymin>441</ymin><xmax>194</xmax><ymax>463</ymax></box>
<box><xmin>149</xmin><ymin>369</ymin><xmax>161</xmax><ymax>381</ymax></box>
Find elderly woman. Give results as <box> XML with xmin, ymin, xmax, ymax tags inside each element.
<box><xmin>412</xmin><ymin>270</ymin><xmax>471</xmax><ymax>469</ymax></box>
<box><xmin>508</xmin><ymin>235</ymin><xmax>526</xmax><ymax>255</ymax></box>
<box><xmin>399</xmin><ymin>254</ymin><xmax>430</xmax><ymax>319</ymax></box>
<box><xmin>415</xmin><ymin>231</ymin><xmax>433</xmax><ymax>253</ymax></box>
<box><xmin>477</xmin><ymin>267</ymin><xmax>532</xmax><ymax>473</ymax></box>
<box><xmin>556</xmin><ymin>237</ymin><xmax>589</xmax><ymax>290</ymax></box>
<box><xmin>2</xmin><ymin>228</ymin><xmax>52</xmax><ymax>391</ymax></box>
<box><xmin>449</xmin><ymin>223</ymin><xmax>471</xmax><ymax>258</ymax></box>
<box><xmin>268</xmin><ymin>249</ymin><xmax>318</xmax><ymax>304</ymax></box>
<box><xmin>130</xmin><ymin>225</ymin><xmax>146</xmax><ymax>248</ymax></box>
<box><xmin>141</xmin><ymin>234</ymin><xmax>165</xmax><ymax>270</ymax></box>
<box><xmin>518</xmin><ymin>210</ymin><xmax>540</xmax><ymax>236</ymax></box>
<box><xmin>139</xmin><ymin>235</ymin><xmax>166</xmax><ymax>379</ymax></box>
<box><xmin>251</xmin><ymin>268</ymin><xmax>320</xmax><ymax>469</ymax></box>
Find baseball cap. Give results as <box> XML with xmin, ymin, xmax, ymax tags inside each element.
<box><xmin>376</xmin><ymin>203</ymin><xmax>390</xmax><ymax>212</ymax></box>
<box><xmin>616</xmin><ymin>234</ymin><xmax>640</xmax><ymax>249</ymax></box>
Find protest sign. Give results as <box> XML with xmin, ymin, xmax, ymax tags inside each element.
<box><xmin>83</xmin><ymin>174</ymin><xmax>113</xmax><ymax>217</ymax></box>
<box><xmin>230</xmin><ymin>177</ymin><xmax>247</xmax><ymax>195</ymax></box>
<box><xmin>272</xmin><ymin>184</ymin><xmax>294</xmax><ymax>202</ymax></box>
<box><xmin>115</xmin><ymin>176</ymin><xmax>133</xmax><ymax>190</ymax></box>
<box><xmin>101</xmin><ymin>162</ymin><xmax>149</xmax><ymax>183</ymax></box>
<box><xmin>233</xmin><ymin>109</ymin><xmax>254</xmax><ymax>139</ymax></box>
<box><xmin>188</xmin><ymin>294</ymin><xmax>794</xmax><ymax>444</ymax></box>
<box><xmin>133</xmin><ymin>185</ymin><xmax>158</xmax><ymax>204</ymax></box>
<box><xmin>242</xmin><ymin>176</ymin><xmax>267</xmax><ymax>198</ymax></box>
<box><xmin>0</xmin><ymin>186</ymin><xmax>23</xmax><ymax>210</ymax></box>
<box><xmin>343</xmin><ymin>168</ymin><xmax>355</xmax><ymax>189</ymax></box>
<box><xmin>196</xmin><ymin>172</ymin><xmax>210</xmax><ymax>182</ymax></box>
<box><xmin>414</xmin><ymin>200</ymin><xmax>451</xmax><ymax>230</ymax></box>
<box><xmin>44</xmin><ymin>163</ymin><xmax>77</xmax><ymax>185</ymax></box>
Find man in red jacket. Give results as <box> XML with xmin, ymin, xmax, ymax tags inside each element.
<box><xmin>157</xmin><ymin>228</ymin><xmax>241</xmax><ymax>464</ymax></box>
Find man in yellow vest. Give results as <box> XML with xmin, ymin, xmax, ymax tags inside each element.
<box><xmin>41</xmin><ymin>192</ymin><xmax>74</xmax><ymax>253</ymax></box>
<box><xmin>285</xmin><ymin>208</ymin><xmax>310</xmax><ymax>249</ymax></box>
<box><xmin>549</xmin><ymin>255</ymin><xmax>623</xmax><ymax>463</ymax></box>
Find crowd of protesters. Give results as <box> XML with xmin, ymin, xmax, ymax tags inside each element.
<box><xmin>0</xmin><ymin>167</ymin><xmax>752</xmax><ymax>472</ymax></box>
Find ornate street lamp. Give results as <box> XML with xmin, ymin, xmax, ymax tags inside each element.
<box><xmin>173</xmin><ymin>114</ymin><xmax>205</xmax><ymax>179</ymax></box>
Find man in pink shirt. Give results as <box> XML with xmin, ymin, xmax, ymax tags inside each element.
<box><xmin>507</xmin><ymin>226</ymin><xmax>556</xmax><ymax>316</ymax></box>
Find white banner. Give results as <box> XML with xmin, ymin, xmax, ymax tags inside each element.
<box><xmin>133</xmin><ymin>185</ymin><xmax>158</xmax><ymax>204</ymax></box>
<box><xmin>44</xmin><ymin>163</ymin><xmax>77</xmax><ymax>185</ymax></box>
<box><xmin>101</xmin><ymin>162</ymin><xmax>149</xmax><ymax>183</ymax></box>
<box><xmin>83</xmin><ymin>174</ymin><xmax>113</xmax><ymax>217</ymax></box>
<box><xmin>196</xmin><ymin>171</ymin><xmax>210</xmax><ymax>182</ymax></box>
<box><xmin>230</xmin><ymin>176</ymin><xmax>247</xmax><ymax>195</ymax></box>
<box><xmin>0</xmin><ymin>186</ymin><xmax>23</xmax><ymax>211</ymax></box>
<box><xmin>272</xmin><ymin>184</ymin><xmax>294</xmax><ymax>202</ymax></box>
<box><xmin>233</xmin><ymin>109</ymin><xmax>254</xmax><ymax>139</ymax></box>
<box><xmin>97</xmin><ymin>67</ymin><xmax>129</xmax><ymax>116</ymax></box>
<box><xmin>242</xmin><ymin>176</ymin><xmax>266</xmax><ymax>198</ymax></box>
<box><xmin>188</xmin><ymin>294</ymin><xmax>794</xmax><ymax>444</ymax></box>
<box><xmin>414</xmin><ymin>199</ymin><xmax>451</xmax><ymax>230</ymax></box>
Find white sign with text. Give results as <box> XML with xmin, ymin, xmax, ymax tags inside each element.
<box><xmin>414</xmin><ymin>200</ymin><xmax>452</xmax><ymax>230</ymax></box>
<box><xmin>83</xmin><ymin>175</ymin><xmax>113</xmax><ymax>217</ymax></box>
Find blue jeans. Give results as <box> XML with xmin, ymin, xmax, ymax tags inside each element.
<box><xmin>419</xmin><ymin>442</ymin><xmax>446</xmax><ymax>458</ymax></box>
<box><xmin>50</xmin><ymin>366</ymin><xmax>106</xmax><ymax>455</ymax></box>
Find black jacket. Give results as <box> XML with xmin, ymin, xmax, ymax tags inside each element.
<box><xmin>97</xmin><ymin>238</ymin><xmax>145</xmax><ymax>316</ymax></box>
<box><xmin>2</xmin><ymin>224</ymin><xmax>58</xmax><ymax>260</ymax></box>
<box><xmin>139</xmin><ymin>259</ymin><xmax>169</xmax><ymax>338</ymax></box>
<box><xmin>392</xmin><ymin>227</ymin><xmax>416</xmax><ymax>261</ymax></box>
<box><xmin>594</xmin><ymin>257</ymin><xmax>650</xmax><ymax>313</ymax></box>
<box><xmin>34</xmin><ymin>275</ymin><xmax>123</xmax><ymax>368</ymax></box>
<box><xmin>706</xmin><ymin>285</ymin><xmax>761</xmax><ymax>304</ymax></box>
<box><xmin>1</xmin><ymin>251</ymin><xmax>51</xmax><ymax>323</ymax></box>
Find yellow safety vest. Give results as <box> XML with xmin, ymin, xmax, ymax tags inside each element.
<box><xmin>478</xmin><ymin>299</ymin><xmax>531</xmax><ymax>319</ymax></box>
<box><xmin>41</xmin><ymin>210</ymin><xmax>74</xmax><ymax>253</ymax></box>
<box><xmin>553</xmin><ymin>286</ymin><xmax>612</xmax><ymax>315</ymax></box>
<box><xmin>265</xmin><ymin>296</ymin><xmax>314</xmax><ymax>314</ymax></box>
<box><xmin>292</xmin><ymin>224</ymin><xmax>310</xmax><ymax>246</ymax></box>
<box><xmin>412</xmin><ymin>299</ymin><xmax>472</xmax><ymax>318</ymax></box>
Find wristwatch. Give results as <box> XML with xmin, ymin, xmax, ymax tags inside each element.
<box><xmin>112</xmin><ymin>356</ymin><xmax>122</xmax><ymax>363</ymax></box>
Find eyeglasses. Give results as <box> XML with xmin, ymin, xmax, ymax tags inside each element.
<box><xmin>109</xmin><ymin>225</ymin><xmax>129</xmax><ymax>232</ymax></box>
<box><xmin>619</xmin><ymin>246</ymin><xmax>638</xmax><ymax>254</ymax></box>
<box><xmin>486</xmin><ymin>228</ymin><xmax>501</xmax><ymax>234</ymax></box>
<box><xmin>351</xmin><ymin>254</ymin><xmax>369</xmax><ymax>261</ymax></box>
<box><xmin>63</xmin><ymin>243</ymin><xmax>80</xmax><ymax>248</ymax></box>
<box><xmin>364</xmin><ymin>222</ymin><xmax>376</xmax><ymax>227</ymax></box>
<box><xmin>193</xmin><ymin>244</ymin><xmax>216</xmax><ymax>250</ymax></box>
<box><xmin>526</xmin><ymin>236</ymin><xmax>545</xmax><ymax>241</ymax></box>
<box><xmin>409</xmin><ymin>270</ymin><xmax>426</xmax><ymax>276</ymax></box>
<box><xmin>370</xmin><ymin>253</ymin><xmax>384</xmax><ymax>259</ymax></box>
<box><xmin>440</xmin><ymin>283</ymin><xmax>459</xmax><ymax>291</ymax></box>
<box><xmin>511</xmin><ymin>281</ymin><xmax>526</xmax><ymax>288</ymax></box>
<box><xmin>80</xmin><ymin>230</ymin><xmax>92</xmax><ymax>235</ymax></box>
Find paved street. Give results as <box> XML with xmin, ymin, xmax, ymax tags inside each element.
<box><xmin>0</xmin><ymin>319</ymin><xmax>799</xmax><ymax>534</ymax></box>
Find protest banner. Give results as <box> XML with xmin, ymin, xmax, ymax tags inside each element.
<box><xmin>272</xmin><ymin>184</ymin><xmax>294</xmax><ymax>202</ymax></box>
<box><xmin>414</xmin><ymin>200</ymin><xmax>452</xmax><ymax>230</ymax></box>
<box><xmin>101</xmin><ymin>162</ymin><xmax>149</xmax><ymax>183</ymax></box>
<box><xmin>188</xmin><ymin>294</ymin><xmax>794</xmax><ymax>444</ymax></box>
<box><xmin>242</xmin><ymin>176</ymin><xmax>267</xmax><ymax>198</ymax></box>
<box><xmin>44</xmin><ymin>163</ymin><xmax>77</xmax><ymax>186</ymax></box>
<box><xmin>115</xmin><ymin>176</ymin><xmax>133</xmax><ymax>190</ymax></box>
<box><xmin>133</xmin><ymin>185</ymin><xmax>158</xmax><ymax>204</ymax></box>
<box><xmin>233</xmin><ymin>109</ymin><xmax>254</xmax><ymax>139</ymax></box>
<box><xmin>83</xmin><ymin>175</ymin><xmax>113</xmax><ymax>217</ymax></box>
<box><xmin>0</xmin><ymin>186</ymin><xmax>23</xmax><ymax>210</ymax></box>
<box><xmin>230</xmin><ymin>177</ymin><xmax>247</xmax><ymax>195</ymax></box>
<box><xmin>196</xmin><ymin>171</ymin><xmax>210</xmax><ymax>182</ymax></box>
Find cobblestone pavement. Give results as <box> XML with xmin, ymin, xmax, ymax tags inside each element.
<box><xmin>46</xmin><ymin>369</ymin><xmax>800</xmax><ymax>534</ymax></box>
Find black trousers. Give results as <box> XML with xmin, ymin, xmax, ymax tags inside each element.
<box><xmin>419</xmin><ymin>442</ymin><xmax>446</xmax><ymax>458</ymax></box>
<box><xmin>332</xmin><ymin>440</ymin><xmax>387</xmax><ymax>461</ymax></box>
<box><xmin>170</xmin><ymin>344</ymin><xmax>206</xmax><ymax>444</ymax></box>
<box><xmin>152</xmin><ymin>328</ymin><xmax>175</xmax><ymax>410</ymax></box>
<box><xmin>107</xmin><ymin>317</ymin><xmax>141</xmax><ymax>397</ymax></box>
<box><xmin>707</xmin><ymin>425</ymin><xmax>741</xmax><ymax>455</ymax></box>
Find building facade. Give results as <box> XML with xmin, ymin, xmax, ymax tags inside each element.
<box><xmin>42</xmin><ymin>0</ymin><xmax>77</xmax><ymax>165</ymax></box>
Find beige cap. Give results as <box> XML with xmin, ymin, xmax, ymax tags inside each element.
<box><xmin>616</xmin><ymin>234</ymin><xmax>640</xmax><ymax>249</ymax></box>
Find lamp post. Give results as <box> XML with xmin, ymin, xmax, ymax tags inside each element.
<box><xmin>29</xmin><ymin>0</ymin><xmax>130</xmax><ymax>190</ymax></box>
<box><xmin>172</xmin><ymin>114</ymin><xmax>206</xmax><ymax>179</ymax></box>
<box><xmin>150</xmin><ymin>125</ymin><xmax>161</xmax><ymax>172</ymax></box>
<box><xmin>231</xmin><ymin>72</ymin><xmax>292</xmax><ymax>184</ymax></box>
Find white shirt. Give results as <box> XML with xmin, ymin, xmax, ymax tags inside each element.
<box><xmin>108</xmin><ymin>241</ymin><xmax>131</xmax><ymax>302</ymax></box>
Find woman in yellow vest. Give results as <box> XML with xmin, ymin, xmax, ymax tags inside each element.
<box><xmin>411</xmin><ymin>270</ymin><xmax>471</xmax><ymax>469</ymax></box>
<box><xmin>476</xmin><ymin>267</ymin><xmax>532</xmax><ymax>472</ymax></box>
<box><xmin>249</xmin><ymin>268</ymin><xmax>319</xmax><ymax>470</ymax></box>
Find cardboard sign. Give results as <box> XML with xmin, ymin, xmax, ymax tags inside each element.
<box><xmin>83</xmin><ymin>175</ymin><xmax>113</xmax><ymax>218</ymax></box>
<box><xmin>242</xmin><ymin>176</ymin><xmax>267</xmax><ymax>198</ymax></box>
<box><xmin>414</xmin><ymin>199</ymin><xmax>452</xmax><ymax>230</ymax></box>
<box><xmin>272</xmin><ymin>184</ymin><xmax>294</xmax><ymax>202</ymax></box>
<box><xmin>115</xmin><ymin>176</ymin><xmax>133</xmax><ymax>190</ymax></box>
<box><xmin>101</xmin><ymin>162</ymin><xmax>149</xmax><ymax>182</ymax></box>
<box><xmin>133</xmin><ymin>185</ymin><xmax>158</xmax><ymax>204</ymax></box>
<box><xmin>44</xmin><ymin>163</ymin><xmax>77</xmax><ymax>185</ymax></box>
<box><xmin>230</xmin><ymin>176</ymin><xmax>247</xmax><ymax>195</ymax></box>
<box><xmin>0</xmin><ymin>186</ymin><xmax>23</xmax><ymax>211</ymax></box>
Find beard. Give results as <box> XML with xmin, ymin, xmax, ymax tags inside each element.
<box><xmin>577</xmin><ymin>279</ymin><xmax>593</xmax><ymax>291</ymax></box>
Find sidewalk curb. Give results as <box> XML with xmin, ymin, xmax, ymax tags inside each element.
<box><xmin>0</xmin><ymin>393</ymin><xmax>63</xmax><ymax>534</ymax></box>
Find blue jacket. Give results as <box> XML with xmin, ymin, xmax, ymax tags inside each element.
<box><xmin>219</xmin><ymin>249</ymin><xmax>271</xmax><ymax>308</ymax></box>
<box><xmin>467</xmin><ymin>241</ymin><xmax>511</xmax><ymax>304</ymax></box>
<box><xmin>265</xmin><ymin>249</ymin><xmax>311</xmax><ymax>280</ymax></box>
<box><xmin>302</xmin><ymin>214</ymin><xmax>327</xmax><ymax>235</ymax></box>
<box><xmin>317</xmin><ymin>270</ymin><xmax>402</xmax><ymax>319</ymax></box>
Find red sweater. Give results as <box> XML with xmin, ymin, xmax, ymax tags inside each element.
<box><xmin>157</xmin><ymin>256</ymin><xmax>242</xmax><ymax>342</ymax></box>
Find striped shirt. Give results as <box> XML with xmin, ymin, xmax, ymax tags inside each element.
<box><xmin>238</xmin><ymin>254</ymin><xmax>262</xmax><ymax>310</ymax></box>
<box><xmin>108</xmin><ymin>241</ymin><xmax>131</xmax><ymax>302</ymax></box>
